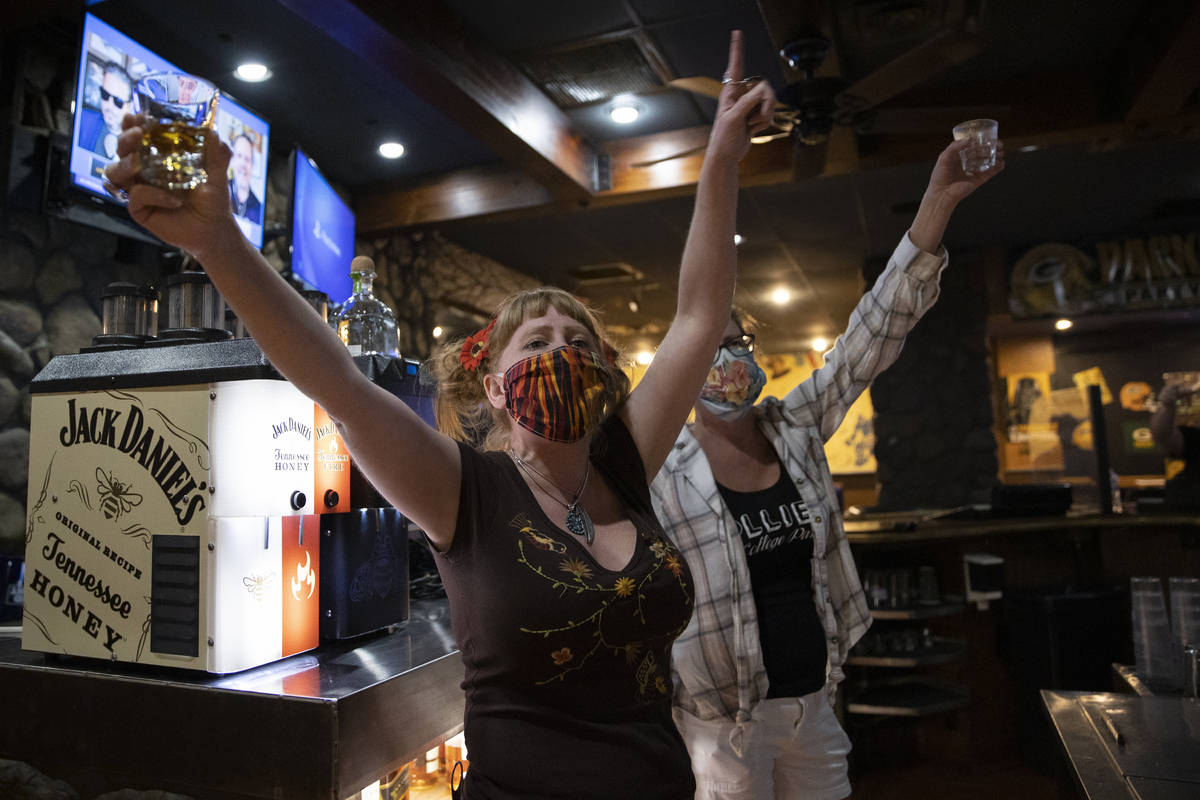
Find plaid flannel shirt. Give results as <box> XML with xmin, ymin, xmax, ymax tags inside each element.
<box><xmin>651</xmin><ymin>233</ymin><xmax>948</xmax><ymax>731</ymax></box>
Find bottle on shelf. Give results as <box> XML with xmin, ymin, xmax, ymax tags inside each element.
<box><xmin>337</xmin><ymin>255</ymin><xmax>399</xmax><ymax>357</ymax></box>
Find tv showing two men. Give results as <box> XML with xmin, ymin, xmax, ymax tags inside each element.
<box><xmin>70</xmin><ymin>12</ymin><xmax>270</xmax><ymax>249</ymax></box>
<box><xmin>70</xmin><ymin>13</ymin><xmax>177</xmax><ymax>197</ymax></box>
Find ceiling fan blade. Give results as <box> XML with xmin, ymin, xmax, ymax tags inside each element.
<box><xmin>750</xmin><ymin>130</ymin><xmax>791</xmax><ymax>145</ymax></box>
<box><xmin>838</xmin><ymin>30</ymin><xmax>987</xmax><ymax>111</ymax></box>
<box><xmin>631</xmin><ymin>144</ymin><xmax>709</xmax><ymax>168</ymax></box>
<box><xmin>668</xmin><ymin>77</ymin><xmax>724</xmax><ymax>99</ymax></box>
<box><xmin>867</xmin><ymin>105</ymin><xmax>1012</xmax><ymax>135</ymax></box>
<box><xmin>670</xmin><ymin>77</ymin><xmax>799</xmax><ymax>117</ymax></box>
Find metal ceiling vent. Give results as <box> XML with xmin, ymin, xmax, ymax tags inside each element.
<box><xmin>568</xmin><ymin>262</ymin><xmax>646</xmax><ymax>286</ymax></box>
<box><xmin>519</xmin><ymin>38</ymin><xmax>661</xmax><ymax>108</ymax></box>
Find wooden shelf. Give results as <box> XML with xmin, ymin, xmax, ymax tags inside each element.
<box><xmin>847</xmin><ymin>638</ymin><xmax>966</xmax><ymax>668</ymax></box>
<box><xmin>847</xmin><ymin>679</ymin><xmax>969</xmax><ymax>717</ymax></box>
<box><xmin>869</xmin><ymin>602</ymin><xmax>965</xmax><ymax>621</ymax></box>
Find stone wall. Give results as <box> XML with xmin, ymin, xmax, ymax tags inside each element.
<box><xmin>0</xmin><ymin>210</ymin><xmax>161</xmax><ymax>554</ymax></box>
<box><xmin>869</xmin><ymin>250</ymin><xmax>999</xmax><ymax>510</ymax></box>
<box><xmin>358</xmin><ymin>230</ymin><xmax>540</xmax><ymax>359</ymax></box>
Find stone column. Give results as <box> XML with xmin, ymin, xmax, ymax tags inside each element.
<box><xmin>869</xmin><ymin>250</ymin><xmax>999</xmax><ymax>510</ymax></box>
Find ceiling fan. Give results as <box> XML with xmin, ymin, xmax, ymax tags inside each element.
<box><xmin>637</xmin><ymin>0</ymin><xmax>1000</xmax><ymax>175</ymax></box>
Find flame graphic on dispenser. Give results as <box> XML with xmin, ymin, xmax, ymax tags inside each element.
<box><xmin>281</xmin><ymin>515</ymin><xmax>319</xmax><ymax>656</ymax></box>
<box><xmin>291</xmin><ymin>551</ymin><xmax>316</xmax><ymax>600</ymax></box>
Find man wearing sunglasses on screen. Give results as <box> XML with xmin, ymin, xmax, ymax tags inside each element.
<box><xmin>79</xmin><ymin>61</ymin><xmax>133</xmax><ymax>160</ymax></box>
<box><xmin>651</xmin><ymin>137</ymin><xmax>1004</xmax><ymax>799</ymax></box>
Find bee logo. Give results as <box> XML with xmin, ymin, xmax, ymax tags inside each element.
<box><xmin>95</xmin><ymin>468</ymin><xmax>143</xmax><ymax>521</ymax></box>
<box><xmin>243</xmin><ymin>572</ymin><xmax>276</xmax><ymax>602</ymax></box>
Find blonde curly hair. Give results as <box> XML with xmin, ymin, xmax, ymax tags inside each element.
<box><xmin>430</xmin><ymin>287</ymin><xmax>630</xmax><ymax>451</ymax></box>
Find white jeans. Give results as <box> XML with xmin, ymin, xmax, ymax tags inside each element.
<box><xmin>675</xmin><ymin>690</ymin><xmax>852</xmax><ymax>800</ymax></box>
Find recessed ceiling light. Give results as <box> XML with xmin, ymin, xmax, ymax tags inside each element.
<box><xmin>635</xmin><ymin>350</ymin><xmax>654</xmax><ymax>366</ymax></box>
<box><xmin>628</xmin><ymin>299</ymin><xmax>639</xmax><ymax>313</ymax></box>
<box><xmin>1019</xmin><ymin>144</ymin><xmax>1039</xmax><ymax>153</ymax></box>
<box><xmin>733</xmin><ymin>234</ymin><xmax>743</xmax><ymax>246</ymax></box>
<box><xmin>811</xmin><ymin>336</ymin><xmax>829</xmax><ymax>352</ymax></box>
<box><xmin>432</xmin><ymin>325</ymin><xmax>444</xmax><ymax>338</ymax></box>
<box><xmin>770</xmin><ymin>286</ymin><xmax>791</xmax><ymax>305</ymax></box>
<box><xmin>1055</xmin><ymin>318</ymin><xmax>1073</xmax><ymax>330</ymax></box>
<box><xmin>610</xmin><ymin>104</ymin><xmax>640</xmax><ymax>124</ymax></box>
<box><xmin>378</xmin><ymin>141</ymin><xmax>406</xmax><ymax>159</ymax></box>
<box><xmin>234</xmin><ymin>63</ymin><xmax>272</xmax><ymax>82</ymax></box>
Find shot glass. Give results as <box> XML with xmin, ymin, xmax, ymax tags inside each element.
<box><xmin>132</xmin><ymin>72</ymin><xmax>219</xmax><ymax>191</ymax></box>
<box><xmin>952</xmin><ymin>118</ymin><xmax>998</xmax><ymax>175</ymax></box>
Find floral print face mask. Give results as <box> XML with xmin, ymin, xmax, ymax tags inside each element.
<box><xmin>698</xmin><ymin>348</ymin><xmax>766</xmax><ymax>421</ymax></box>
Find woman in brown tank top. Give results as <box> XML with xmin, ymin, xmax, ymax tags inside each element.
<box><xmin>104</xmin><ymin>30</ymin><xmax>775</xmax><ymax>799</ymax></box>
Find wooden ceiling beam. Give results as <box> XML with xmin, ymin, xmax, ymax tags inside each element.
<box><xmin>1123</xmin><ymin>0</ymin><xmax>1200</xmax><ymax>121</ymax></box>
<box><xmin>276</xmin><ymin>0</ymin><xmax>597</xmax><ymax>203</ymax></box>
<box><xmin>358</xmin><ymin>107</ymin><xmax>1200</xmax><ymax>232</ymax></box>
<box><xmin>357</xmin><ymin>127</ymin><xmax>795</xmax><ymax>231</ymax></box>
<box><xmin>357</xmin><ymin>164</ymin><xmax>555</xmax><ymax>233</ymax></box>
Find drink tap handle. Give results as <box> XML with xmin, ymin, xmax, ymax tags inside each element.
<box><xmin>298</xmin><ymin>514</ymin><xmax>305</xmax><ymax>547</ymax></box>
<box><xmin>263</xmin><ymin>517</ymin><xmax>270</xmax><ymax>550</ymax></box>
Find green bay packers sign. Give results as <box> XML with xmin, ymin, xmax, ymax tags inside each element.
<box><xmin>1010</xmin><ymin>233</ymin><xmax>1200</xmax><ymax>318</ymax></box>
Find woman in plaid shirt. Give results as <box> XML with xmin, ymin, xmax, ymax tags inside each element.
<box><xmin>651</xmin><ymin>138</ymin><xmax>1004</xmax><ymax>800</ymax></box>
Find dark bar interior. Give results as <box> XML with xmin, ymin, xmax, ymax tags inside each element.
<box><xmin>1</xmin><ymin>1</ymin><xmax>1199</xmax><ymax>798</ymax></box>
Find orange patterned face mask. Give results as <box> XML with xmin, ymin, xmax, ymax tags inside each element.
<box><xmin>501</xmin><ymin>346</ymin><xmax>608</xmax><ymax>443</ymax></box>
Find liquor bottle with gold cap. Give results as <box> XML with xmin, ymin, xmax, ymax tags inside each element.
<box><xmin>336</xmin><ymin>255</ymin><xmax>399</xmax><ymax>357</ymax></box>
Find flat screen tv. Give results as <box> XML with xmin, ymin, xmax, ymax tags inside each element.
<box><xmin>215</xmin><ymin>94</ymin><xmax>270</xmax><ymax>249</ymax></box>
<box><xmin>68</xmin><ymin>12</ymin><xmax>180</xmax><ymax>202</ymax></box>
<box><xmin>290</xmin><ymin>149</ymin><xmax>354</xmax><ymax>304</ymax></box>
<box><xmin>66</xmin><ymin>12</ymin><xmax>270</xmax><ymax>249</ymax></box>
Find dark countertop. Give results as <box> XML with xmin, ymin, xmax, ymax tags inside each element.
<box><xmin>1041</xmin><ymin>689</ymin><xmax>1200</xmax><ymax>800</ymax></box>
<box><xmin>0</xmin><ymin>598</ymin><xmax>464</xmax><ymax>800</ymax></box>
<box><xmin>845</xmin><ymin>511</ymin><xmax>1200</xmax><ymax>545</ymax></box>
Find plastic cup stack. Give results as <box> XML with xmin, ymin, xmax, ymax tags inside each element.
<box><xmin>1169</xmin><ymin>577</ymin><xmax>1200</xmax><ymax>689</ymax></box>
<box><xmin>1131</xmin><ymin>576</ymin><xmax>1176</xmax><ymax>690</ymax></box>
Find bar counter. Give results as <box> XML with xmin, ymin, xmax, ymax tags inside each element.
<box><xmin>837</xmin><ymin>509</ymin><xmax>1200</xmax><ymax>778</ymax></box>
<box><xmin>0</xmin><ymin>598</ymin><xmax>464</xmax><ymax>800</ymax></box>
<box><xmin>1041</xmin><ymin>689</ymin><xmax>1200</xmax><ymax>800</ymax></box>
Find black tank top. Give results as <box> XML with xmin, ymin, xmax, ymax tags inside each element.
<box><xmin>717</xmin><ymin>465</ymin><xmax>828</xmax><ymax>697</ymax></box>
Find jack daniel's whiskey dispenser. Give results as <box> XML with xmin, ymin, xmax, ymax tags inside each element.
<box><xmin>318</xmin><ymin>354</ymin><xmax>435</xmax><ymax>641</ymax></box>
<box><xmin>21</xmin><ymin>335</ymin><xmax>430</xmax><ymax>672</ymax></box>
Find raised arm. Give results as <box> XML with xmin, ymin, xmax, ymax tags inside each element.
<box><xmin>104</xmin><ymin>124</ymin><xmax>462</xmax><ymax>547</ymax></box>
<box><xmin>622</xmin><ymin>30</ymin><xmax>775</xmax><ymax>477</ymax></box>
<box><xmin>909</xmin><ymin>137</ymin><xmax>1005</xmax><ymax>252</ymax></box>
<box><xmin>779</xmin><ymin>137</ymin><xmax>1005</xmax><ymax>440</ymax></box>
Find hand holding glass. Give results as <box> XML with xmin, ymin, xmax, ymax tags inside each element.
<box><xmin>952</xmin><ymin>118</ymin><xmax>999</xmax><ymax>176</ymax></box>
<box><xmin>132</xmin><ymin>72</ymin><xmax>219</xmax><ymax>190</ymax></box>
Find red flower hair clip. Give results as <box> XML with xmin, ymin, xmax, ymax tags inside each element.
<box><xmin>459</xmin><ymin>318</ymin><xmax>496</xmax><ymax>372</ymax></box>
